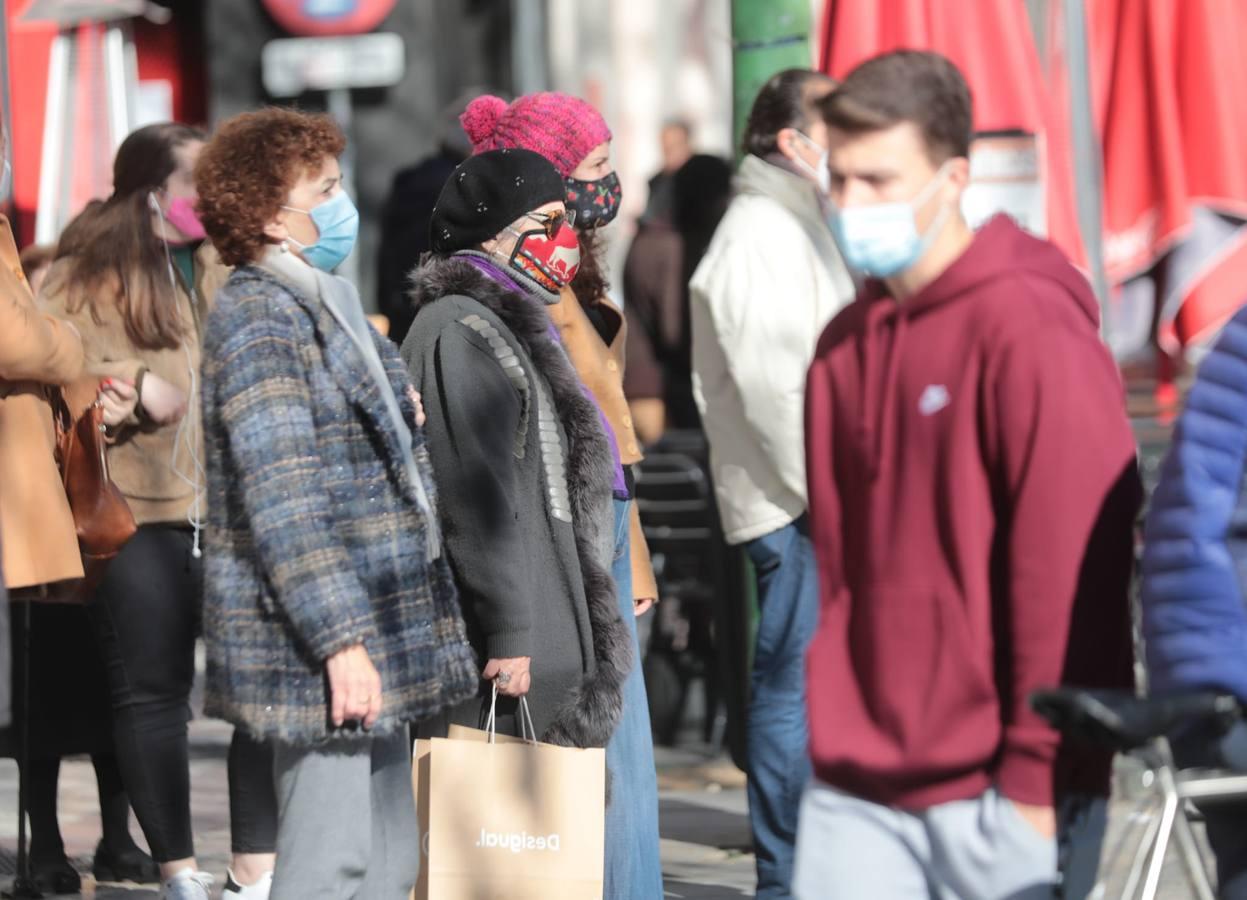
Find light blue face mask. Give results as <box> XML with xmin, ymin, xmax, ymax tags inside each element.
<box><xmin>283</xmin><ymin>190</ymin><xmax>359</xmax><ymax>272</ymax></box>
<box><xmin>830</xmin><ymin>164</ymin><xmax>951</xmax><ymax>277</ymax></box>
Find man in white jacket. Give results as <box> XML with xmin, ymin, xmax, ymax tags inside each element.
<box><xmin>690</xmin><ymin>69</ymin><xmax>856</xmax><ymax>899</ymax></box>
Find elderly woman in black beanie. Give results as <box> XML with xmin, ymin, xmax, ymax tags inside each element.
<box><xmin>402</xmin><ymin>148</ymin><xmax>631</xmax><ymax>747</ymax></box>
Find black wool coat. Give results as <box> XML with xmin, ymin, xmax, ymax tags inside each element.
<box><xmin>402</xmin><ymin>254</ymin><xmax>631</xmax><ymax>748</ymax></box>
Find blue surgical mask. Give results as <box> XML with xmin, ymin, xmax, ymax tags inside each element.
<box><xmin>830</xmin><ymin>164</ymin><xmax>951</xmax><ymax>277</ymax></box>
<box><xmin>283</xmin><ymin>190</ymin><xmax>359</xmax><ymax>272</ymax></box>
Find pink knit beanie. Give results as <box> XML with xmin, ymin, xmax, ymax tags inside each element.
<box><xmin>461</xmin><ymin>92</ymin><xmax>612</xmax><ymax>178</ymax></box>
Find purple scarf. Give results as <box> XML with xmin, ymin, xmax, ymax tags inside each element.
<box><xmin>462</xmin><ymin>254</ymin><xmax>628</xmax><ymax>497</ymax></box>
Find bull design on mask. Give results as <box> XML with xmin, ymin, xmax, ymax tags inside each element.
<box><xmin>506</xmin><ymin>221</ymin><xmax>582</xmax><ymax>292</ymax></box>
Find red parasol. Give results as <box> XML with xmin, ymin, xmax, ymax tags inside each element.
<box><xmin>1089</xmin><ymin>0</ymin><xmax>1247</xmax><ymax>353</ymax></box>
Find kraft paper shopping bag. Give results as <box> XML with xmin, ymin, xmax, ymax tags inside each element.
<box><xmin>411</xmin><ymin>702</ymin><xmax>605</xmax><ymax>899</ymax></box>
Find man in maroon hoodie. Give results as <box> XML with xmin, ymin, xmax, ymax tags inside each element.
<box><xmin>794</xmin><ymin>51</ymin><xmax>1140</xmax><ymax>899</ymax></box>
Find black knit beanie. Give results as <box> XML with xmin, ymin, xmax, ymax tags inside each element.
<box><xmin>429</xmin><ymin>148</ymin><xmax>566</xmax><ymax>254</ymax></box>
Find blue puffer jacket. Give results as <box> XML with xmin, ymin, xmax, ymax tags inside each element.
<box><xmin>1142</xmin><ymin>307</ymin><xmax>1247</xmax><ymax>703</ymax></box>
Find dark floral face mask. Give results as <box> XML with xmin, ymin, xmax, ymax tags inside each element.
<box><xmin>563</xmin><ymin>172</ymin><xmax>622</xmax><ymax>229</ymax></box>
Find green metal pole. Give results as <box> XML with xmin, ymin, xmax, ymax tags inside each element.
<box><xmin>715</xmin><ymin>1</ymin><xmax>814</xmax><ymax>768</ymax></box>
<box><xmin>730</xmin><ymin>0</ymin><xmax>814</xmax><ymax>159</ymax></box>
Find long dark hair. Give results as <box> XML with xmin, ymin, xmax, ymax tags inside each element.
<box><xmin>741</xmin><ymin>68</ymin><xmax>835</xmax><ymax>159</ymax></box>
<box><xmin>570</xmin><ymin>227</ymin><xmax>609</xmax><ymax>306</ymax></box>
<box><xmin>56</xmin><ymin>122</ymin><xmax>206</xmax><ymax>350</ymax></box>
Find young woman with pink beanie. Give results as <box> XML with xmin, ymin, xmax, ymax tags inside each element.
<box><xmin>461</xmin><ymin>92</ymin><xmax>663</xmax><ymax>898</ymax></box>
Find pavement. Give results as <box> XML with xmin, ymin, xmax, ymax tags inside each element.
<box><xmin>0</xmin><ymin>636</ymin><xmax>1223</xmax><ymax>900</ymax></box>
<box><xmin>0</xmin><ymin>723</ymin><xmax>1224</xmax><ymax>899</ymax></box>
<box><xmin>0</xmin><ymin>714</ymin><xmax>758</xmax><ymax>899</ymax></box>
<box><xmin>654</xmin><ymin>747</ymin><xmax>753</xmax><ymax>899</ymax></box>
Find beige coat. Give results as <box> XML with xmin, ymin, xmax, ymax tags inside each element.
<box><xmin>0</xmin><ymin>215</ymin><xmax>86</xmax><ymax>589</ymax></box>
<box><xmin>550</xmin><ymin>285</ymin><xmax>658</xmax><ymax>602</ymax></box>
<box><xmin>39</xmin><ymin>244</ymin><xmax>229</xmax><ymax>526</ymax></box>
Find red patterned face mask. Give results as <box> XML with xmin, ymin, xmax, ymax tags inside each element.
<box><xmin>507</xmin><ymin>217</ymin><xmax>581</xmax><ymax>292</ymax></box>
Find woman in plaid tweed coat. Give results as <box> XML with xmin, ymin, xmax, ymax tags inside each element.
<box><xmin>195</xmin><ymin>108</ymin><xmax>477</xmax><ymax>900</ymax></box>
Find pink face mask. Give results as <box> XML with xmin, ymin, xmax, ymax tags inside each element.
<box><xmin>165</xmin><ymin>195</ymin><xmax>206</xmax><ymax>242</ymax></box>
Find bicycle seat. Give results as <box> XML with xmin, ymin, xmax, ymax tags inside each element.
<box><xmin>1029</xmin><ymin>688</ymin><xmax>1242</xmax><ymax>752</ymax></box>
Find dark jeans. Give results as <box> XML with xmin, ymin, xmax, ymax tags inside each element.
<box><xmin>89</xmin><ymin>524</ymin><xmax>276</xmax><ymax>861</ymax></box>
<box><xmin>1174</xmin><ymin>721</ymin><xmax>1247</xmax><ymax>899</ymax></box>
<box><xmin>743</xmin><ymin>516</ymin><xmax>819</xmax><ymax>900</ymax></box>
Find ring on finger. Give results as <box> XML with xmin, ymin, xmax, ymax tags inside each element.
<box><xmin>496</xmin><ymin>671</ymin><xmax>512</xmax><ymax>686</ymax></box>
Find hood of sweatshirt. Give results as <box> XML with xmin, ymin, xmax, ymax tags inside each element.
<box><xmin>853</xmin><ymin>214</ymin><xmax>1099</xmax><ymax>478</ymax></box>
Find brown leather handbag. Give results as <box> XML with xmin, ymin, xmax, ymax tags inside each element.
<box><xmin>52</xmin><ymin>391</ymin><xmax>138</xmax><ymax>599</ymax></box>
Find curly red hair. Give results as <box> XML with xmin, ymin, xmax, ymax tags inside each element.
<box><xmin>195</xmin><ymin>108</ymin><xmax>346</xmax><ymax>267</ymax></box>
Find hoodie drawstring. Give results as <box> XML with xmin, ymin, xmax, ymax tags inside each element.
<box><xmin>859</xmin><ymin>301</ymin><xmax>907</xmax><ymax>481</ymax></box>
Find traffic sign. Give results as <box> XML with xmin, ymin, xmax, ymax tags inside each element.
<box><xmin>261</xmin><ymin>0</ymin><xmax>397</xmax><ymax>37</ymax></box>
<box><xmin>261</xmin><ymin>32</ymin><xmax>405</xmax><ymax>97</ymax></box>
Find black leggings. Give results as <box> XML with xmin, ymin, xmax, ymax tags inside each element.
<box><xmin>25</xmin><ymin>753</ymin><xmax>136</xmax><ymax>860</ymax></box>
<box><xmin>229</xmin><ymin>730</ymin><xmax>277</xmax><ymax>854</ymax></box>
<box><xmin>88</xmin><ymin>524</ymin><xmax>277</xmax><ymax>861</ymax></box>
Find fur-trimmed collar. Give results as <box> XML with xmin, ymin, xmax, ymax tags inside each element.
<box><xmin>409</xmin><ymin>251</ymin><xmax>561</xmax><ymax>316</ymax></box>
<box><xmin>408</xmin><ymin>254</ymin><xmax>572</xmax><ymax>377</ymax></box>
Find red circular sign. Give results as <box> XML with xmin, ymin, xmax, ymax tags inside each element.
<box><xmin>261</xmin><ymin>0</ymin><xmax>397</xmax><ymax>36</ymax></box>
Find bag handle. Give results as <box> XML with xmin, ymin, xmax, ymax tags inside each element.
<box><xmin>90</xmin><ymin>401</ymin><xmax>111</xmax><ymax>478</ymax></box>
<box><xmin>49</xmin><ymin>385</ymin><xmax>74</xmax><ymax>467</ymax></box>
<box><xmin>485</xmin><ymin>683</ymin><xmax>537</xmax><ymax>745</ymax></box>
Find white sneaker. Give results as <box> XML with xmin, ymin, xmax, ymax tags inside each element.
<box><xmin>223</xmin><ymin>869</ymin><xmax>274</xmax><ymax>899</ymax></box>
<box><xmin>162</xmin><ymin>868</ymin><xmax>215</xmax><ymax>900</ymax></box>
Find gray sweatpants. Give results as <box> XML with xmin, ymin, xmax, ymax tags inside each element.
<box><xmin>270</xmin><ymin>732</ymin><xmax>418</xmax><ymax>900</ymax></box>
<box><xmin>793</xmin><ymin>781</ymin><xmax>1107</xmax><ymax>900</ymax></box>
